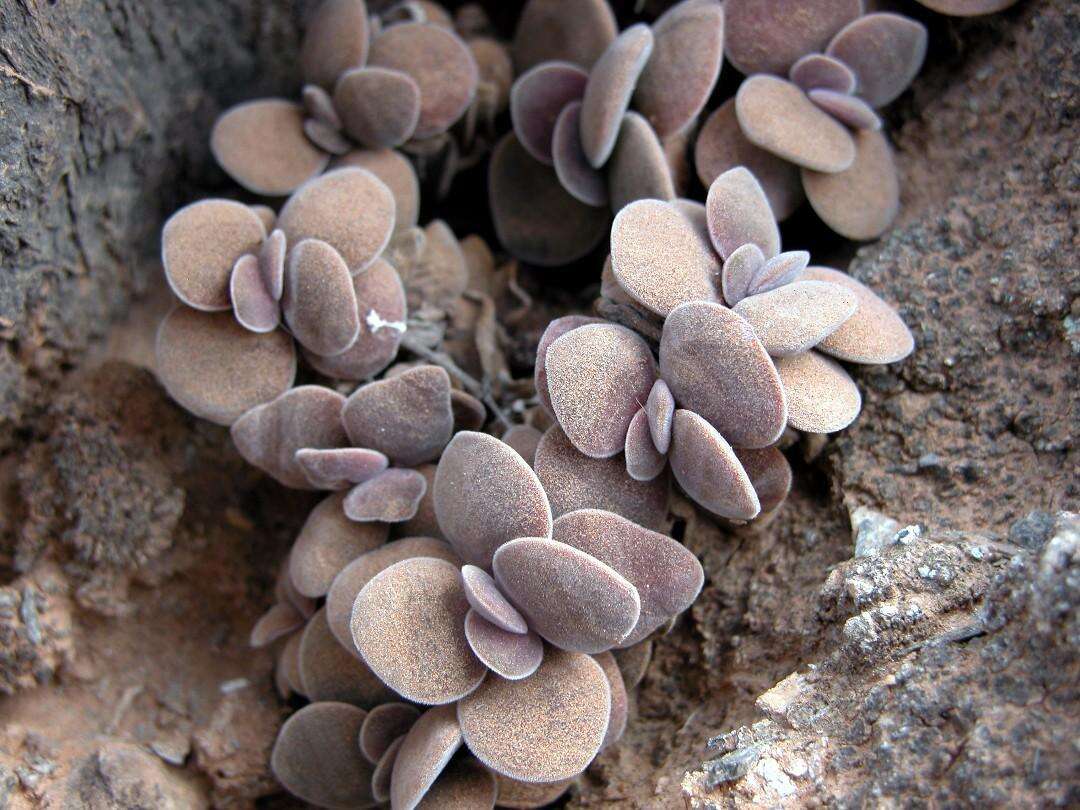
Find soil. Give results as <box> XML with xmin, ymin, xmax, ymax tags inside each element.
<box><xmin>0</xmin><ymin>1</ymin><xmax>1076</xmax><ymax>809</ymax></box>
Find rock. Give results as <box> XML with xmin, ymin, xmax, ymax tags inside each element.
<box><xmin>684</xmin><ymin>515</ymin><xmax>1079</xmax><ymax>807</ymax></box>
<box><xmin>850</xmin><ymin>506</ymin><xmax>901</xmax><ymax>557</ymax></box>
<box><xmin>1007</xmin><ymin>510</ymin><xmax>1057</xmax><ymax>551</ymax></box>
<box><xmin>702</xmin><ymin>746</ymin><xmax>761</xmax><ymax>786</ymax></box>
<box><xmin>191</xmin><ymin>688</ymin><xmax>280</xmax><ymax>807</ymax></box>
<box><xmin>0</xmin><ymin>3</ymin><xmax>1074</xmax><ymax>810</ymax></box>
<box><xmin>825</xmin><ymin>0</ymin><xmax>1078</xmax><ymax>534</ymax></box>
<box><xmin>0</xmin><ymin>564</ymin><xmax>73</xmax><ymax>695</ymax></box>
<box><xmin>16</xmin><ymin>364</ymin><xmax>185</xmax><ymax>573</ymax></box>
<box><xmin>64</xmin><ymin>742</ymin><xmax>206</xmax><ymax>809</ymax></box>
<box><xmin>0</xmin><ymin>0</ymin><xmax>309</xmax><ymax>448</ymax></box>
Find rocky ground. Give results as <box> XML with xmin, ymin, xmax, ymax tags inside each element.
<box><xmin>0</xmin><ymin>1</ymin><xmax>1076</xmax><ymax>808</ymax></box>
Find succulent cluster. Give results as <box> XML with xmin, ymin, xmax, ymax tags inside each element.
<box><xmin>250</xmin><ymin>430</ymin><xmax>698</xmax><ymax>808</ymax></box>
<box><xmin>538</xmin><ymin>166</ymin><xmax>913</xmax><ymax>521</ymax></box>
<box><xmin>146</xmin><ymin>0</ymin><xmax>1022</xmax><ymax>807</ymax></box>
<box><xmin>491</xmin><ymin>0</ymin><xmax>1017</xmax><ymax>264</ymax></box>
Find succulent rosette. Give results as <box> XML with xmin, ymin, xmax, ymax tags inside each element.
<box><xmin>250</xmin><ymin>429</ymin><xmax>703</xmax><ymax>808</ymax></box>
<box><xmin>535</xmin><ymin>166</ymin><xmax>913</xmax><ymax>522</ymax></box>
<box><xmin>208</xmin><ymin>0</ymin><xmax>508</xmax><ymax>200</ymax></box>
<box><xmin>142</xmin><ymin>2</ymin><xmax>1035</xmax><ymax>807</ymax></box>
<box><xmin>155</xmin><ymin>165</ymin><xmax>414</xmax><ymax>428</ymax></box>
<box><xmin>490</xmin><ymin>0</ymin><xmax>726</xmax><ymax>265</ymax></box>
<box><xmin>695</xmin><ymin>0</ymin><xmax>933</xmax><ymax>239</ymax></box>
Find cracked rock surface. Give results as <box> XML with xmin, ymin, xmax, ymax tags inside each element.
<box><xmin>685</xmin><ymin>513</ymin><xmax>1078</xmax><ymax>807</ymax></box>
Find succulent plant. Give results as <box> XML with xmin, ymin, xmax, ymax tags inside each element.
<box><xmin>493</xmin><ymin>0</ymin><xmax>1016</xmax><ymax>263</ymax></box>
<box><xmin>490</xmin><ymin>0</ymin><xmax>727</xmax><ymax>265</ymax></box>
<box><xmin>156</xmin><ymin>166</ymin><xmax>415</xmax><ymax>426</ymax></box>
<box><xmin>696</xmin><ymin>2</ymin><xmax>931</xmax><ymax>239</ymax></box>
<box><xmin>537</xmin><ymin>166</ymin><xmax>913</xmax><ymax>521</ymax></box>
<box><xmin>209</xmin><ymin>0</ymin><xmax>511</xmax><ymax>200</ymax></box>
<box><xmin>250</xmin><ymin>429</ymin><xmax>702</xmax><ymax>808</ymax></box>
<box><xmin>144</xmin><ymin>1</ymin><xmax>1026</xmax><ymax>807</ymax></box>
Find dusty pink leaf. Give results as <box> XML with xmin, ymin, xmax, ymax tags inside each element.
<box><xmin>827</xmin><ymin>13</ymin><xmax>928</xmax><ymax>108</ymax></box>
<box><xmin>343</xmin><ymin>468</ymin><xmax>428</xmax><ymax>523</ymax></box>
<box><xmin>288</xmin><ymin>491</ymin><xmax>388</xmax><ymax>598</ymax></box>
<box><xmin>341</xmin><ymin>366</ymin><xmax>454</xmax><ymax>466</ymax></box>
<box><xmin>461</xmin><ymin>564</ymin><xmax>529</xmax><ymax>634</ymax></box>
<box><xmin>774</xmin><ymin>350</ymin><xmax>862</xmax><ymax>433</ymax></box>
<box><xmin>545</xmin><ymin>323</ymin><xmax>658</xmax><ymax>459</ymax></box>
<box><xmin>352</xmin><ymin>558</ymin><xmax>486</xmax><ymax>705</ymax></box>
<box><xmin>553</xmin><ymin>508</ymin><xmax>703</xmax><ymax>647</ymax></box>
<box><xmin>231</xmin><ymin>385</ymin><xmax>348</xmax><ymax>488</ymax></box>
<box><xmin>211</xmin><ymin>100</ymin><xmax>329</xmax><ymax>196</ymax></box>
<box><xmin>493</xmin><ymin>537</ymin><xmax>640</xmax><ymax>653</ymax></box>
<box><xmin>706</xmin><ymin>166</ymin><xmax>781</xmax><ymax>260</ymax></box>
<box><xmin>669</xmin><ymin>409</ymin><xmax>760</xmax><ymax>520</ymax></box>
<box><xmin>295</xmin><ymin>447</ymin><xmax>389</xmax><ymax>490</ymax></box>
<box><xmin>464</xmin><ymin>610</ymin><xmax>544</xmax><ymax>680</ymax></box>
<box><xmin>298</xmin><ymin>607</ymin><xmax>395</xmax><ymax>706</ymax></box>
<box><xmin>433</xmin><ymin>432</ymin><xmax>552</xmax><ymax>568</ymax></box>
<box><xmin>659</xmin><ymin>302</ymin><xmax>787</xmax><ymax>448</ymax></box>
<box><xmin>511</xmin><ymin>60</ymin><xmax>588</xmax><ymax>165</ymax></box>
<box><xmin>457</xmin><ymin>649</ymin><xmax>609</xmax><ymax>782</ymax></box>
<box><xmin>624</xmin><ymin>408</ymin><xmax>666</xmax><ymax>482</ymax></box>
<box><xmin>534</xmin><ymin>424</ymin><xmax>670</xmax><ymax>532</ymax></box>
<box><xmin>579</xmin><ymin>24</ymin><xmax>654</xmax><ymax>167</ymax></box>
<box><xmin>334</xmin><ymin>66</ymin><xmax>421</xmax><ymax>147</ymax></box>
<box><xmin>271</xmin><ymin>702</ymin><xmax>375</xmax><ymax>808</ymax></box>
